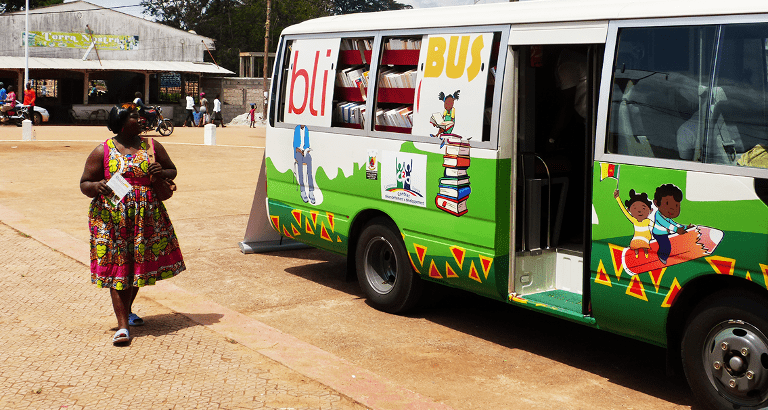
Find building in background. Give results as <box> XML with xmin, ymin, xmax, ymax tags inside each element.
<box><xmin>0</xmin><ymin>0</ymin><xmax>234</xmax><ymax>123</ymax></box>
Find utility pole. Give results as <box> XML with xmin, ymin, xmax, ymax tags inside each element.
<box><xmin>262</xmin><ymin>0</ymin><xmax>271</xmax><ymax>120</ymax></box>
<box><xmin>24</xmin><ymin>0</ymin><xmax>29</xmax><ymax>88</ymax></box>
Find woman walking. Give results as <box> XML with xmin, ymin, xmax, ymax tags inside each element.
<box><xmin>80</xmin><ymin>102</ymin><xmax>185</xmax><ymax>345</ymax></box>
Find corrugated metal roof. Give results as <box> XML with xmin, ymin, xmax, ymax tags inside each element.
<box><xmin>0</xmin><ymin>57</ymin><xmax>234</xmax><ymax>75</ymax></box>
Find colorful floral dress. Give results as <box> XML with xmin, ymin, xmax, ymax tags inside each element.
<box><xmin>89</xmin><ymin>138</ymin><xmax>185</xmax><ymax>289</ymax></box>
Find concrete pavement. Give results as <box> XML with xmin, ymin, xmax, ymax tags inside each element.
<box><xmin>0</xmin><ymin>222</ymin><xmax>366</xmax><ymax>409</ymax></box>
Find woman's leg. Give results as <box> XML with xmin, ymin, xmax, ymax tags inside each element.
<box><xmin>110</xmin><ymin>287</ymin><xmax>133</xmax><ymax>329</ymax></box>
<box><xmin>128</xmin><ymin>286</ymin><xmax>139</xmax><ymax>312</ymax></box>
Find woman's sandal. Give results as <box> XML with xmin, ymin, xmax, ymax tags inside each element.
<box><xmin>112</xmin><ymin>328</ymin><xmax>130</xmax><ymax>345</ymax></box>
<box><xmin>128</xmin><ymin>312</ymin><xmax>144</xmax><ymax>326</ymax></box>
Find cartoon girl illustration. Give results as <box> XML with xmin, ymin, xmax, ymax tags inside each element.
<box><xmin>614</xmin><ymin>189</ymin><xmax>652</xmax><ymax>258</ymax></box>
<box><xmin>431</xmin><ymin>90</ymin><xmax>460</xmax><ymax>145</ymax></box>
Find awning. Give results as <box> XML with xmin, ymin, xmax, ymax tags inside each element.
<box><xmin>0</xmin><ymin>57</ymin><xmax>234</xmax><ymax>75</ymax></box>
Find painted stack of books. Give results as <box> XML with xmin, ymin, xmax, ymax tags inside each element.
<box><xmin>436</xmin><ymin>135</ymin><xmax>471</xmax><ymax>217</ymax></box>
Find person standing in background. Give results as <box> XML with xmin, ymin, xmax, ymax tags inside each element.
<box><xmin>249</xmin><ymin>104</ymin><xmax>256</xmax><ymax>128</ymax></box>
<box><xmin>198</xmin><ymin>93</ymin><xmax>209</xmax><ymax>126</ymax></box>
<box><xmin>183</xmin><ymin>94</ymin><xmax>195</xmax><ymax>127</ymax></box>
<box><xmin>212</xmin><ymin>94</ymin><xmax>225</xmax><ymax>127</ymax></box>
<box><xmin>24</xmin><ymin>83</ymin><xmax>36</xmax><ymax>115</ymax></box>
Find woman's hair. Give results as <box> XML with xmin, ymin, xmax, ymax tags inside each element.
<box><xmin>625</xmin><ymin>189</ymin><xmax>652</xmax><ymax>209</ymax></box>
<box><xmin>107</xmin><ymin>102</ymin><xmax>138</xmax><ymax>134</ymax></box>
<box><xmin>7</xmin><ymin>86</ymin><xmax>13</xmax><ymax>92</ymax></box>
<box><xmin>135</xmin><ymin>91</ymin><xmax>142</xmax><ymax>98</ymax></box>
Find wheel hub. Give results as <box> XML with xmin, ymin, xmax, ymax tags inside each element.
<box><xmin>363</xmin><ymin>236</ymin><xmax>398</xmax><ymax>295</ymax></box>
<box><xmin>705</xmin><ymin>320</ymin><xmax>768</xmax><ymax>402</ymax></box>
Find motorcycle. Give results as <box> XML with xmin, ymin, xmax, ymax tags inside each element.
<box><xmin>0</xmin><ymin>104</ymin><xmax>30</xmax><ymax>127</ymax></box>
<box><xmin>138</xmin><ymin>105</ymin><xmax>174</xmax><ymax>136</ymax></box>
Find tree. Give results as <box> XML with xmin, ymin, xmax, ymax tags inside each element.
<box><xmin>142</xmin><ymin>0</ymin><xmax>331</xmax><ymax>72</ymax></box>
<box><xmin>0</xmin><ymin>0</ymin><xmax>62</xmax><ymax>14</ymax></box>
<box><xmin>139</xmin><ymin>0</ymin><xmax>213</xmax><ymax>31</ymax></box>
<box><xmin>329</xmin><ymin>0</ymin><xmax>411</xmax><ymax>15</ymax></box>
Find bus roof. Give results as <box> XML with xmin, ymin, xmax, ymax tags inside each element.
<box><xmin>281</xmin><ymin>0</ymin><xmax>768</xmax><ymax>36</ymax></box>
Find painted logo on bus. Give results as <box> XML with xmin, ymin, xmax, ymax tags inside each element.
<box><xmin>283</xmin><ymin>38</ymin><xmax>340</xmax><ymax>127</ymax></box>
<box><xmin>412</xmin><ymin>32</ymin><xmax>493</xmax><ymax>139</ymax></box>
<box><xmin>381</xmin><ymin>151</ymin><xmax>427</xmax><ymax>207</ymax></box>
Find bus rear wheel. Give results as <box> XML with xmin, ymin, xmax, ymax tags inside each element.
<box><xmin>355</xmin><ymin>217</ymin><xmax>422</xmax><ymax>314</ymax></box>
<box><xmin>681</xmin><ymin>290</ymin><xmax>768</xmax><ymax>410</ymax></box>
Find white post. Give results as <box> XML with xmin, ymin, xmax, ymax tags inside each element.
<box><xmin>204</xmin><ymin>123</ymin><xmax>217</xmax><ymax>145</ymax></box>
<box><xmin>22</xmin><ymin>120</ymin><xmax>32</xmax><ymax>141</ymax></box>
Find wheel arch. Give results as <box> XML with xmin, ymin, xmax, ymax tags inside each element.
<box><xmin>666</xmin><ymin>273</ymin><xmax>768</xmax><ymax>374</ymax></box>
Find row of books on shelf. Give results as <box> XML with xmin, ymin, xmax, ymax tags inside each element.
<box><xmin>375</xmin><ymin>106</ymin><xmax>413</xmax><ymax>129</ymax></box>
<box><xmin>334</xmin><ymin>102</ymin><xmax>366</xmax><ymax>125</ymax></box>
<box><xmin>340</xmin><ymin>38</ymin><xmax>372</xmax><ymax>51</ymax></box>
<box><xmin>384</xmin><ymin>38</ymin><xmax>421</xmax><ymax>50</ymax></box>
<box><xmin>336</xmin><ymin>66</ymin><xmax>370</xmax><ymax>88</ymax></box>
<box><xmin>378</xmin><ymin>69</ymin><xmax>417</xmax><ymax>89</ymax></box>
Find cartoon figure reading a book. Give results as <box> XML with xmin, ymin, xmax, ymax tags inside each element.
<box><xmin>430</xmin><ymin>90</ymin><xmax>460</xmax><ymax>146</ymax></box>
<box><xmin>293</xmin><ymin>124</ymin><xmax>316</xmax><ymax>204</ymax></box>
<box><xmin>652</xmin><ymin>183</ymin><xmax>692</xmax><ymax>264</ymax></box>
<box><xmin>614</xmin><ymin>189</ymin><xmax>652</xmax><ymax>258</ymax></box>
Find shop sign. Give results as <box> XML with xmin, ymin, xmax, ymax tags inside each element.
<box><xmin>23</xmin><ymin>31</ymin><xmax>139</xmax><ymax>50</ymax></box>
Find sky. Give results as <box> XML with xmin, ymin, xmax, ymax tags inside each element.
<box><xmin>65</xmin><ymin>0</ymin><xmax>511</xmax><ymax>20</ymax></box>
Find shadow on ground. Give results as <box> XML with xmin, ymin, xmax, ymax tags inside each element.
<box><xmin>113</xmin><ymin>312</ymin><xmax>224</xmax><ymax>338</ymax></box>
<box><xmin>279</xmin><ymin>249</ymin><xmax>699</xmax><ymax>409</ymax></box>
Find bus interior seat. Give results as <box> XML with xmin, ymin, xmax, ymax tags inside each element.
<box><xmin>706</xmin><ymin>99</ymin><xmax>745</xmax><ymax>165</ymax></box>
<box><xmin>621</xmin><ymin>77</ymin><xmax>695</xmax><ymax>160</ymax></box>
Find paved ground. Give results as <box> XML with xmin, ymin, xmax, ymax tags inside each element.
<box><xmin>0</xmin><ymin>124</ymin><xmax>696</xmax><ymax>410</ymax></box>
<box><xmin>0</xmin><ymin>223</ymin><xmax>365</xmax><ymax>410</ymax></box>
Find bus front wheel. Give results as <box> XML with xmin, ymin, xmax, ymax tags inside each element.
<box><xmin>355</xmin><ymin>218</ymin><xmax>422</xmax><ymax>314</ymax></box>
<box><xmin>681</xmin><ymin>290</ymin><xmax>768</xmax><ymax>410</ymax></box>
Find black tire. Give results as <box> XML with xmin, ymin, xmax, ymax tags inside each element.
<box><xmin>681</xmin><ymin>290</ymin><xmax>768</xmax><ymax>410</ymax></box>
<box><xmin>158</xmin><ymin>120</ymin><xmax>173</xmax><ymax>136</ymax></box>
<box><xmin>32</xmin><ymin>112</ymin><xmax>42</xmax><ymax>126</ymax></box>
<box><xmin>355</xmin><ymin>217</ymin><xmax>423</xmax><ymax>313</ymax></box>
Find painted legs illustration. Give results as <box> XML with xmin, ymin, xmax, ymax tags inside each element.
<box><xmin>294</xmin><ymin>150</ymin><xmax>315</xmax><ymax>204</ymax></box>
<box><xmin>653</xmin><ymin>233</ymin><xmax>672</xmax><ymax>264</ymax></box>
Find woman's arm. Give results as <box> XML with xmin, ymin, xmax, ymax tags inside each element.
<box><xmin>80</xmin><ymin>144</ymin><xmax>110</xmax><ymax>198</ymax></box>
<box><xmin>148</xmin><ymin>140</ymin><xmax>178</xmax><ymax>180</ymax></box>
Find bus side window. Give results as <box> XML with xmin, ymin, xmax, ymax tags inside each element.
<box><xmin>607</xmin><ymin>26</ymin><xmax>715</xmax><ymax>161</ymax></box>
<box><xmin>715</xmin><ymin>24</ymin><xmax>768</xmax><ymax>168</ymax></box>
<box><xmin>608</xmin><ymin>23</ymin><xmax>768</xmax><ymax>169</ymax></box>
<box><xmin>333</xmin><ymin>37</ymin><xmax>374</xmax><ymax>130</ymax></box>
<box><xmin>277</xmin><ymin>40</ymin><xmax>294</xmax><ymax>123</ymax></box>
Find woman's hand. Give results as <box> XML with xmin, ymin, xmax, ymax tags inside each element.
<box><xmin>95</xmin><ymin>180</ymin><xmax>112</xmax><ymax>196</ymax></box>
<box><xmin>148</xmin><ymin>162</ymin><xmax>163</xmax><ymax>176</ymax></box>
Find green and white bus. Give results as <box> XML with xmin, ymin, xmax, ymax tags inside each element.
<box><xmin>258</xmin><ymin>1</ymin><xmax>768</xmax><ymax>408</ymax></box>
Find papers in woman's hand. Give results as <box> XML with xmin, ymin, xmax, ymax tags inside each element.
<box><xmin>106</xmin><ymin>173</ymin><xmax>132</xmax><ymax>207</ymax></box>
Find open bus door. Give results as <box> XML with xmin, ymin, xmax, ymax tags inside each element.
<box><xmin>506</xmin><ymin>22</ymin><xmax>607</xmax><ymax>323</ymax></box>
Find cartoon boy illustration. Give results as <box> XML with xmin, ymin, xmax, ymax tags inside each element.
<box><xmin>430</xmin><ymin>90</ymin><xmax>460</xmax><ymax>146</ymax></box>
<box><xmin>293</xmin><ymin>124</ymin><xmax>315</xmax><ymax>204</ymax></box>
<box><xmin>652</xmin><ymin>183</ymin><xmax>692</xmax><ymax>264</ymax></box>
<box><xmin>614</xmin><ymin>189</ymin><xmax>652</xmax><ymax>258</ymax></box>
